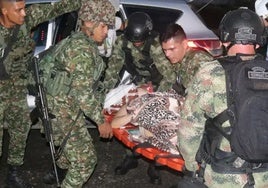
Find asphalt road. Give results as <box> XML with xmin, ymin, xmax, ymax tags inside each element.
<box><xmin>0</xmin><ymin>128</ymin><xmax>181</xmax><ymax>188</ymax></box>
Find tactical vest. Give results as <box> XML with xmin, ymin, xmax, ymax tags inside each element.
<box><xmin>0</xmin><ymin>24</ymin><xmax>34</xmax><ymax>80</ymax></box>
<box><xmin>120</xmin><ymin>32</ymin><xmax>163</xmax><ymax>89</ymax></box>
<box><xmin>38</xmin><ymin>33</ymin><xmax>105</xmax><ymax>96</ymax></box>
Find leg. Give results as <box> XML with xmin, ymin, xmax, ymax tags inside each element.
<box><xmin>147</xmin><ymin>163</ymin><xmax>161</xmax><ymax>185</ymax></box>
<box><xmin>114</xmin><ymin>148</ymin><xmax>138</xmax><ymax>175</ymax></box>
<box><xmin>4</xmin><ymin>84</ymin><xmax>32</xmax><ymax>188</ymax></box>
<box><xmin>60</xmin><ymin>124</ymin><xmax>97</xmax><ymax>188</ymax></box>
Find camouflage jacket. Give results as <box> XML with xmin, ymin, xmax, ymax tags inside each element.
<box><xmin>104</xmin><ymin>34</ymin><xmax>176</xmax><ymax>92</ymax></box>
<box><xmin>46</xmin><ymin>31</ymin><xmax>106</xmax><ymax>125</ymax></box>
<box><xmin>0</xmin><ymin>0</ymin><xmax>81</xmax><ymax>80</ymax></box>
<box><xmin>171</xmin><ymin>49</ymin><xmax>213</xmax><ymax>89</ymax></box>
<box><xmin>178</xmin><ymin>57</ymin><xmax>268</xmax><ymax>187</ymax></box>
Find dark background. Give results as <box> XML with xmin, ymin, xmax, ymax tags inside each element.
<box><xmin>0</xmin><ymin>1</ymin><xmax>263</xmax><ymax>187</ymax></box>
<box><xmin>0</xmin><ymin>128</ymin><xmax>181</xmax><ymax>188</ymax></box>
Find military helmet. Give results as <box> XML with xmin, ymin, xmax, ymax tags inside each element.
<box><xmin>124</xmin><ymin>12</ymin><xmax>153</xmax><ymax>43</ymax></box>
<box><xmin>78</xmin><ymin>0</ymin><xmax>115</xmax><ymax>26</ymax></box>
<box><xmin>219</xmin><ymin>7</ymin><xmax>266</xmax><ymax>46</ymax></box>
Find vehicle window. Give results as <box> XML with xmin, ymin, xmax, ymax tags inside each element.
<box><xmin>122</xmin><ymin>5</ymin><xmax>182</xmax><ymax>34</ymax></box>
<box><xmin>31</xmin><ymin>21</ymin><xmax>49</xmax><ymax>47</ymax></box>
<box><xmin>54</xmin><ymin>11</ymin><xmax>78</xmax><ymax>44</ymax></box>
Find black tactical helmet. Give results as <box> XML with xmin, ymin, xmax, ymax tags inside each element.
<box><xmin>124</xmin><ymin>12</ymin><xmax>153</xmax><ymax>43</ymax></box>
<box><xmin>219</xmin><ymin>7</ymin><xmax>266</xmax><ymax>46</ymax></box>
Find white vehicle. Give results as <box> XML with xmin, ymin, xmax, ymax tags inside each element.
<box><xmin>26</xmin><ymin>0</ymin><xmax>223</xmax><ymax>128</ymax></box>
<box><xmin>26</xmin><ymin>0</ymin><xmax>60</xmax><ymax>55</ymax></box>
<box><xmin>28</xmin><ymin>0</ymin><xmax>222</xmax><ymax>57</ymax></box>
<box><xmin>119</xmin><ymin>0</ymin><xmax>222</xmax><ymax>57</ymax></box>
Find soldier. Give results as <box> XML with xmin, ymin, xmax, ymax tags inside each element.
<box><xmin>0</xmin><ymin>0</ymin><xmax>81</xmax><ymax>187</ymax></box>
<box><xmin>160</xmin><ymin>23</ymin><xmax>213</xmax><ymax>94</ymax></box>
<box><xmin>176</xmin><ymin>8</ymin><xmax>268</xmax><ymax>187</ymax></box>
<box><xmin>110</xmin><ymin>23</ymin><xmax>213</xmax><ymax>176</ymax></box>
<box><xmin>104</xmin><ymin>11</ymin><xmax>176</xmax><ymax>92</ymax></box>
<box><xmin>40</xmin><ymin>0</ymin><xmax>115</xmax><ymax>187</ymax></box>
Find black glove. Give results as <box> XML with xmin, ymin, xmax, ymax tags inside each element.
<box><xmin>139</xmin><ymin>58</ymin><xmax>163</xmax><ymax>86</ymax></box>
<box><xmin>172</xmin><ymin>77</ymin><xmax>186</xmax><ymax>96</ymax></box>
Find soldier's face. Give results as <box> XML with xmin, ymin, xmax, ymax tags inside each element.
<box><xmin>83</xmin><ymin>21</ymin><xmax>108</xmax><ymax>43</ymax></box>
<box><xmin>93</xmin><ymin>22</ymin><xmax>109</xmax><ymax>43</ymax></box>
<box><xmin>162</xmin><ymin>37</ymin><xmax>188</xmax><ymax>64</ymax></box>
<box><xmin>1</xmin><ymin>1</ymin><xmax>26</xmax><ymax>27</ymax></box>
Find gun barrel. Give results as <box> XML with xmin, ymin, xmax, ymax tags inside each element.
<box><xmin>32</xmin><ymin>57</ymin><xmax>60</xmax><ymax>187</ymax></box>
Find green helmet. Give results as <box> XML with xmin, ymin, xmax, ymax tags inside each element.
<box><xmin>78</xmin><ymin>0</ymin><xmax>115</xmax><ymax>26</ymax></box>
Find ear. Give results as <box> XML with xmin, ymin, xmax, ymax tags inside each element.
<box><xmin>83</xmin><ymin>20</ymin><xmax>94</xmax><ymax>28</ymax></box>
<box><xmin>182</xmin><ymin>39</ymin><xmax>188</xmax><ymax>49</ymax></box>
<box><xmin>222</xmin><ymin>42</ymin><xmax>231</xmax><ymax>47</ymax></box>
<box><xmin>1</xmin><ymin>7</ymin><xmax>7</xmax><ymax>16</ymax></box>
<box><xmin>255</xmin><ymin>44</ymin><xmax>260</xmax><ymax>49</ymax></box>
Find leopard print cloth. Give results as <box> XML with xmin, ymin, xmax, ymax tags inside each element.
<box><xmin>127</xmin><ymin>90</ymin><xmax>182</xmax><ymax>154</ymax></box>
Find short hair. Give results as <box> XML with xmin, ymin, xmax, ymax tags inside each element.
<box><xmin>1</xmin><ymin>0</ymin><xmax>24</xmax><ymax>2</ymax></box>
<box><xmin>0</xmin><ymin>0</ymin><xmax>24</xmax><ymax>8</ymax></box>
<box><xmin>160</xmin><ymin>23</ymin><xmax>186</xmax><ymax>43</ymax></box>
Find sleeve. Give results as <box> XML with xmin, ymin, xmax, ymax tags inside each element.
<box><xmin>182</xmin><ymin>52</ymin><xmax>214</xmax><ymax>89</ymax></box>
<box><xmin>177</xmin><ymin>61</ymin><xmax>226</xmax><ymax>171</ymax></box>
<box><xmin>59</xmin><ymin>38</ymin><xmax>106</xmax><ymax>125</ymax></box>
<box><xmin>26</xmin><ymin>0</ymin><xmax>81</xmax><ymax>29</ymax></box>
<box><xmin>151</xmin><ymin>40</ymin><xmax>176</xmax><ymax>92</ymax></box>
<box><xmin>102</xmin><ymin>36</ymin><xmax>125</xmax><ymax>91</ymax></box>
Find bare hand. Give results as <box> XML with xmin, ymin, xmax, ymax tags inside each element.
<box><xmin>98</xmin><ymin>121</ymin><xmax>113</xmax><ymax>139</ymax></box>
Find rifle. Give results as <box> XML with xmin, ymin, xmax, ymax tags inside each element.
<box><xmin>31</xmin><ymin>56</ymin><xmax>60</xmax><ymax>187</ymax></box>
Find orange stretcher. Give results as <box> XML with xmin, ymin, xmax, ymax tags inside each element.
<box><xmin>104</xmin><ymin>112</ymin><xmax>185</xmax><ymax>183</ymax></box>
<box><xmin>112</xmin><ymin>125</ymin><xmax>185</xmax><ymax>172</ymax></box>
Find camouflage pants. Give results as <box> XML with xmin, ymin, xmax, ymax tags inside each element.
<box><xmin>50</xmin><ymin>103</ymin><xmax>97</xmax><ymax>188</ymax></box>
<box><xmin>0</xmin><ymin>79</ymin><xmax>31</xmax><ymax>165</ymax></box>
<box><xmin>204</xmin><ymin>165</ymin><xmax>268</xmax><ymax>188</ymax></box>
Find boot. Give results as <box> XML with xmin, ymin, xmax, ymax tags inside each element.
<box><xmin>115</xmin><ymin>155</ymin><xmax>138</xmax><ymax>175</ymax></box>
<box><xmin>6</xmin><ymin>165</ymin><xmax>32</xmax><ymax>188</ymax></box>
<box><xmin>43</xmin><ymin>165</ymin><xmax>67</xmax><ymax>185</ymax></box>
<box><xmin>147</xmin><ymin>164</ymin><xmax>161</xmax><ymax>185</ymax></box>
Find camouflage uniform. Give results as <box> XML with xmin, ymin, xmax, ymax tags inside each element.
<box><xmin>178</xmin><ymin>58</ymin><xmax>268</xmax><ymax>188</ymax></box>
<box><xmin>0</xmin><ymin>0</ymin><xmax>81</xmax><ymax>164</ymax></box>
<box><xmin>171</xmin><ymin>49</ymin><xmax>213</xmax><ymax>89</ymax></box>
<box><xmin>104</xmin><ymin>34</ymin><xmax>176</xmax><ymax>92</ymax></box>
<box><xmin>44</xmin><ymin>32</ymin><xmax>101</xmax><ymax>187</ymax></box>
<box><xmin>40</xmin><ymin>0</ymin><xmax>115</xmax><ymax>187</ymax></box>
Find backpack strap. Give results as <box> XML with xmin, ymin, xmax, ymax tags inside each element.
<box><xmin>0</xmin><ymin>25</ymin><xmax>20</xmax><ymax>80</ymax></box>
<box><xmin>56</xmin><ymin>109</ymin><xmax>83</xmax><ymax>159</ymax></box>
<box><xmin>217</xmin><ymin>57</ymin><xmax>236</xmax><ymax>108</ymax></box>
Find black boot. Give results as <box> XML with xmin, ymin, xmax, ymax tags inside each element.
<box><xmin>6</xmin><ymin>165</ymin><xmax>32</xmax><ymax>188</ymax></box>
<box><xmin>43</xmin><ymin>165</ymin><xmax>67</xmax><ymax>185</ymax></box>
<box><xmin>115</xmin><ymin>155</ymin><xmax>138</xmax><ymax>175</ymax></box>
<box><xmin>147</xmin><ymin>164</ymin><xmax>161</xmax><ymax>185</ymax></box>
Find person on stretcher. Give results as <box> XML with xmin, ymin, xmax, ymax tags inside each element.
<box><xmin>111</xmin><ymin>85</ymin><xmax>182</xmax><ymax>155</ymax></box>
<box><xmin>105</xmin><ymin>23</ymin><xmax>213</xmax><ymax>155</ymax></box>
